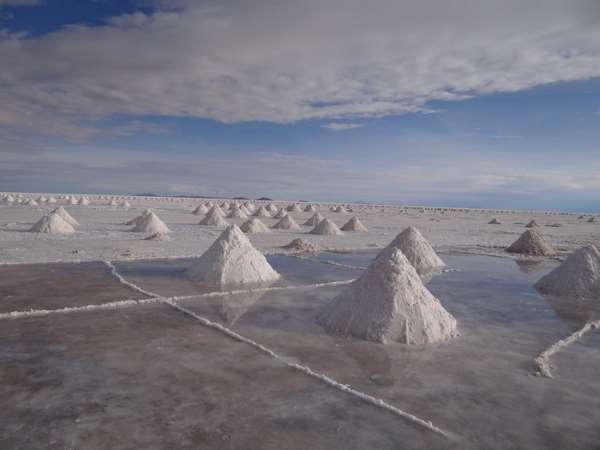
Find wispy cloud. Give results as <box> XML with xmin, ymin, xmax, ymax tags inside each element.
<box><xmin>322</xmin><ymin>122</ymin><xmax>364</xmax><ymax>131</ymax></box>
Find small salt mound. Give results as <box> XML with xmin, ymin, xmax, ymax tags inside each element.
<box><xmin>281</xmin><ymin>238</ymin><xmax>319</xmax><ymax>253</ymax></box>
<box><xmin>30</xmin><ymin>212</ymin><xmax>75</xmax><ymax>234</ymax></box>
<box><xmin>273</xmin><ymin>208</ymin><xmax>287</xmax><ymax>219</ymax></box>
<box><xmin>267</xmin><ymin>203</ymin><xmax>278</xmax><ymax>213</ymax></box>
<box><xmin>125</xmin><ymin>208</ymin><xmax>152</xmax><ymax>226</ymax></box>
<box><xmin>271</xmin><ymin>214</ymin><xmax>301</xmax><ymax>231</ymax></box>
<box><xmin>221</xmin><ymin>201</ymin><xmax>230</xmax><ymax>209</ymax></box>
<box><xmin>303</xmin><ymin>213</ymin><xmax>324</xmax><ymax>226</ymax></box>
<box><xmin>108</xmin><ymin>199</ymin><xmax>118</xmax><ymax>207</ymax></box>
<box><xmin>332</xmin><ymin>205</ymin><xmax>345</xmax><ymax>213</ymax></box>
<box><xmin>239</xmin><ymin>205</ymin><xmax>252</xmax><ymax>215</ymax></box>
<box><xmin>144</xmin><ymin>231</ymin><xmax>171</xmax><ymax>241</ymax></box>
<box><xmin>227</xmin><ymin>207</ymin><xmax>248</xmax><ymax>219</ymax></box>
<box><xmin>38</xmin><ymin>196</ymin><xmax>47</xmax><ymax>203</ymax></box>
<box><xmin>78</xmin><ymin>197</ymin><xmax>90</xmax><ymax>206</ymax></box>
<box><xmin>525</xmin><ymin>220</ymin><xmax>539</xmax><ymax>228</ymax></box>
<box><xmin>187</xmin><ymin>225</ymin><xmax>280</xmax><ymax>287</ymax></box>
<box><xmin>208</xmin><ymin>205</ymin><xmax>225</xmax><ymax>217</ymax></box>
<box><xmin>588</xmin><ymin>217</ymin><xmax>596</xmax><ymax>223</ymax></box>
<box><xmin>47</xmin><ymin>197</ymin><xmax>57</xmax><ymax>204</ymax></box>
<box><xmin>132</xmin><ymin>211</ymin><xmax>171</xmax><ymax>234</ymax></box>
<box><xmin>240</xmin><ymin>218</ymin><xmax>271</xmax><ymax>234</ymax></box>
<box><xmin>69</xmin><ymin>197</ymin><xmax>79</xmax><ymax>205</ymax></box>
<box><xmin>244</xmin><ymin>201</ymin><xmax>255</xmax><ymax>212</ymax></box>
<box><xmin>192</xmin><ymin>204</ymin><xmax>208</xmax><ymax>215</ymax></box>
<box><xmin>121</xmin><ymin>201</ymin><xmax>131</xmax><ymax>208</ymax></box>
<box><xmin>506</xmin><ymin>230</ymin><xmax>555</xmax><ymax>256</ymax></box>
<box><xmin>535</xmin><ymin>245</ymin><xmax>600</xmax><ymax>299</ymax></box>
<box><xmin>26</xmin><ymin>199</ymin><xmax>39</xmax><ymax>207</ymax></box>
<box><xmin>286</xmin><ymin>203</ymin><xmax>302</xmax><ymax>213</ymax></box>
<box><xmin>253</xmin><ymin>206</ymin><xmax>271</xmax><ymax>218</ymax></box>
<box><xmin>318</xmin><ymin>248</ymin><xmax>457</xmax><ymax>344</ymax></box>
<box><xmin>488</xmin><ymin>218</ymin><xmax>501</xmax><ymax>224</ymax></box>
<box><xmin>304</xmin><ymin>204</ymin><xmax>317</xmax><ymax>213</ymax></box>
<box><xmin>52</xmin><ymin>206</ymin><xmax>79</xmax><ymax>227</ymax></box>
<box><xmin>5</xmin><ymin>195</ymin><xmax>15</xmax><ymax>203</ymax></box>
<box><xmin>377</xmin><ymin>226</ymin><xmax>445</xmax><ymax>275</ymax></box>
<box><xmin>199</xmin><ymin>210</ymin><xmax>229</xmax><ymax>226</ymax></box>
<box><xmin>310</xmin><ymin>218</ymin><xmax>343</xmax><ymax>235</ymax></box>
<box><xmin>341</xmin><ymin>216</ymin><xmax>368</xmax><ymax>232</ymax></box>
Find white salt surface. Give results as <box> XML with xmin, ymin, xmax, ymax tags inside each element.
<box><xmin>0</xmin><ymin>194</ymin><xmax>599</xmax><ymax>265</ymax></box>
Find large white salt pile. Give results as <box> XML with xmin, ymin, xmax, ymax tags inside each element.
<box><xmin>506</xmin><ymin>230</ymin><xmax>556</xmax><ymax>256</ymax></box>
<box><xmin>192</xmin><ymin>204</ymin><xmax>209</xmax><ymax>215</ymax></box>
<box><xmin>132</xmin><ymin>211</ymin><xmax>171</xmax><ymax>234</ymax></box>
<box><xmin>30</xmin><ymin>212</ymin><xmax>75</xmax><ymax>234</ymax></box>
<box><xmin>341</xmin><ymin>216</ymin><xmax>368</xmax><ymax>232</ymax></box>
<box><xmin>187</xmin><ymin>225</ymin><xmax>280</xmax><ymax>287</ymax></box>
<box><xmin>377</xmin><ymin>226</ymin><xmax>445</xmax><ymax>275</ymax></box>
<box><xmin>51</xmin><ymin>206</ymin><xmax>79</xmax><ymax>227</ymax></box>
<box><xmin>303</xmin><ymin>213</ymin><xmax>324</xmax><ymax>227</ymax></box>
<box><xmin>253</xmin><ymin>205</ymin><xmax>271</xmax><ymax>218</ymax></box>
<box><xmin>125</xmin><ymin>208</ymin><xmax>152</xmax><ymax>226</ymax></box>
<box><xmin>227</xmin><ymin>206</ymin><xmax>248</xmax><ymax>219</ymax></box>
<box><xmin>199</xmin><ymin>210</ymin><xmax>229</xmax><ymax>226</ymax></box>
<box><xmin>535</xmin><ymin>245</ymin><xmax>600</xmax><ymax>299</ymax></box>
<box><xmin>319</xmin><ymin>248</ymin><xmax>457</xmax><ymax>344</ymax></box>
<box><xmin>273</xmin><ymin>208</ymin><xmax>287</xmax><ymax>219</ymax></box>
<box><xmin>240</xmin><ymin>218</ymin><xmax>271</xmax><ymax>234</ymax></box>
<box><xmin>310</xmin><ymin>218</ymin><xmax>343</xmax><ymax>235</ymax></box>
<box><xmin>271</xmin><ymin>214</ymin><xmax>301</xmax><ymax>231</ymax></box>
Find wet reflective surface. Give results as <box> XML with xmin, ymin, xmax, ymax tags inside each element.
<box><xmin>1</xmin><ymin>253</ymin><xmax>599</xmax><ymax>449</ymax></box>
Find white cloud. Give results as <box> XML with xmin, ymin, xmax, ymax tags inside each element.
<box><xmin>322</xmin><ymin>122</ymin><xmax>364</xmax><ymax>131</ymax></box>
<box><xmin>1</xmin><ymin>0</ymin><xmax>600</xmax><ymax>138</ymax></box>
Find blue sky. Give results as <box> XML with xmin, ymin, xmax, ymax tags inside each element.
<box><xmin>1</xmin><ymin>0</ymin><xmax>599</xmax><ymax>211</ymax></box>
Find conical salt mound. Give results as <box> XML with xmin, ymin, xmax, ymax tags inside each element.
<box><xmin>52</xmin><ymin>206</ymin><xmax>79</xmax><ymax>227</ymax></box>
<box><xmin>333</xmin><ymin>206</ymin><xmax>345</xmax><ymax>213</ymax></box>
<box><xmin>187</xmin><ymin>225</ymin><xmax>280</xmax><ymax>287</ymax></box>
<box><xmin>125</xmin><ymin>208</ymin><xmax>152</xmax><ymax>226</ymax></box>
<box><xmin>281</xmin><ymin>238</ymin><xmax>319</xmax><ymax>253</ymax></box>
<box><xmin>377</xmin><ymin>226</ymin><xmax>445</xmax><ymax>275</ymax></box>
<box><xmin>304</xmin><ymin>204</ymin><xmax>317</xmax><ymax>213</ymax></box>
<box><xmin>535</xmin><ymin>245</ymin><xmax>600</xmax><ymax>299</ymax></box>
<box><xmin>240</xmin><ymin>218</ymin><xmax>271</xmax><ymax>234</ymax></box>
<box><xmin>69</xmin><ymin>197</ymin><xmax>79</xmax><ymax>205</ymax></box>
<box><xmin>286</xmin><ymin>203</ymin><xmax>302</xmax><ymax>213</ymax></box>
<box><xmin>30</xmin><ymin>213</ymin><xmax>75</xmax><ymax>234</ymax></box>
<box><xmin>227</xmin><ymin>207</ymin><xmax>248</xmax><ymax>219</ymax></box>
<box><xmin>199</xmin><ymin>210</ymin><xmax>229</xmax><ymax>226</ymax></box>
<box><xmin>108</xmin><ymin>199</ymin><xmax>118</xmax><ymax>207</ymax></box>
<box><xmin>144</xmin><ymin>231</ymin><xmax>171</xmax><ymax>241</ymax></box>
<box><xmin>525</xmin><ymin>220</ymin><xmax>539</xmax><ymax>228</ymax></box>
<box><xmin>319</xmin><ymin>248</ymin><xmax>457</xmax><ymax>344</ymax></box>
<box><xmin>587</xmin><ymin>217</ymin><xmax>596</xmax><ymax>223</ymax></box>
<box><xmin>47</xmin><ymin>196</ymin><xmax>57</xmax><ymax>204</ymax></box>
<box><xmin>208</xmin><ymin>205</ymin><xmax>225</xmax><ymax>217</ymax></box>
<box><xmin>341</xmin><ymin>216</ymin><xmax>368</xmax><ymax>232</ymax></box>
<box><xmin>488</xmin><ymin>218</ymin><xmax>501</xmax><ymax>224</ymax></box>
<box><xmin>78</xmin><ymin>197</ymin><xmax>90</xmax><ymax>206</ymax></box>
<box><xmin>273</xmin><ymin>208</ymin><xmax>287</xmax><ymax>219</ymax></box>
<box><xmin>192</xmin><ymin>204</ymin><xmax>208</xmax><ymax>215</ymax></box>
<box><xmin>310</xmin><ymin>218</ymin><xmax>343</xmax><ymax>235</ymax></box>
<box><xmin>272</xmin><ymin>214</ymin><xmax>301</xmax><ymax>231</ymax></box>
<box><xmin>303</xmin><ymin>213</ymin><xmax>324</xmax><ymax>227</ymax></box>
<box><xmin>506</xmin><ymin>230</ymin><xmax>555</xmax><ymax>256</ymax></box>
<box><xmin>253</xmin><ymin>205</ymin><xmax>271</xmax><ymax>218</ymax></box>
<box><xmin>121</xmin><ymin>201</ymin><xmax>131</xmax><ymax>208</ymax></box>
<box><xmin>267</xmin><ymin>203</ymin><xmax>278</xmax><ymax>213</ymax></box>
<box><xmin>132</xmin><ymin>212</ymin><xmax>171</xmax><ymax>234</ymax></box>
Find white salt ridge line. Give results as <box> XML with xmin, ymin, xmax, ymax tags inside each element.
<box><xmin>533</xmin><ymin>320</ymin><xmax>600</xmax><ymax>378</ymax></box>
<box><xmin>0</xmin><ymin>280</ymin><xmax>355</xmax><ymax>320</ymax></box>
<box><xmin>103</xmin><ymin>260</ymin><xmax>158</xmax><ymax>297</ymax></box>
<box><xmin>290</xmin><ymin>254</ymin><xmax>368</xmax><ymax>271</ymax></box>
<box><xmin>166</xmin><ymin>299</ymin><xmax>452</xmax><ymax>439</ymax></box>
<box><xmin>0</xmin><ymin>298</ymin><xmax>162</xmax><ymax>320</ymax></box>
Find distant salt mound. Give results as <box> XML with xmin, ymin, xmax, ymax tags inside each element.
<box><xmin>488</xmin><ymin>218</ymin><xmax>501</xmax><ymax>224</ymax></box>
<box><xmin>240</xmin><ymin>218</ymin><xmax>270</xmax><ymax>234</ymax></box>
<box><xmin>25</xmin><ymin>199</ymin><xmax>39</xmax><ymax>207</ymax></box>
<box><xmin>377</xmin><ymin>226</ymin><xmax>445</xmax><ymax>275</ymax></box>
<box><xmin>125</xmin><ymin>208</ymin><xmax>152</xmax><ymax>226</ymax></box>
<box><xmin>69</xmin><ymin>197</ymin><xmax>79</xmax><ymax>205</ymax></box>
<box><xmin>331</xmin><ymin>205</ymin><xmax>345</xmax><ymax>213</ymax></box>
<box><xmin>78</xmin><ymin>197</ymin><xmax>90</xmax><ymax>206</ymax></box>
<box><xmin>272</xmin><ymin>214</ymin><xmax>301</xmax><ymax>231</ymax></box>
<box><xmin>535</xmin><ymin>245</ymin><xmax>600</xmax><ymax>299</ymax></box>
<box><xmin>506</xmin><ymin>230</ymin><xmax>555</xmax><ymax>256</ymax></box>
<box><xmin>192</xmin><ymin>204</ymin><xmax>208</xmax><ymax>215</ymax></box>
<box><xmin>588</xmin><ymin>217</ymin><xmax>596</xmax><ymax>223</ymax></box>
<box><xmin>144</xmin><ymin>231</ymin><xmax>171</xmax><ymax>241</ymax></box>
<box><xmin>132</xmin><ymin>211</ymin><xmax>171</xmax><ymax>234</ymax></box>
<box><xmin>303</xmin><ymin>213</ymin><xmax>324</xmax><ymax>227</ymax></box>
<box><xmin>525</xmin><ymin>220</ymin><xmax>539</xmax><ymax>228</ymax></box>
<box><xmin>52</xmin><ymin>206</ymin><xmax>79</xmax><ymax>227</ymax></box>
<box><xmin>199</xmin><ymin>209</ymin><xmax>229</xmax><ymax>226</ymax></box>
<box><xmin>253</xmin><ymin>205</ymin><xmax>271</xmax><ymax>218</ymax></box>
<box><xmin>319</xmin><ymin>248</ymin><xmax>457</xmax><ymax>344</ymax></box>
<box><xmin>30</xmin><ymin>212</ymin><xmax>75</xmax><ymax>234</ymax></box>
<box><xmin>47</xmin><ymin>196</ymin><xmax>57</xmax><ymax>204</ymax></box>
<box><xmin>286</xmin><ymin>203</ymin><xmax>302</xmax><ymax>213</ymax></box>
<box><xmin>341</xmin><ymin>216</ymin><xmax>368</xmax><ymax>232</ymax></box>
<box><xmin>273</xmin><ymin>208</ymin><xmax>287</xmax><ymax>219</ymax></box>
<box><xmin>310</xmin><ymin>218</ymin><xmax>343</xmax><ymax>235</ymax></box>
<box><xmin>304</xmin><ymin>204</ymin><xmax>317</xmax><ymax>213</ymax></box>
<box><xmin>243</xmin><ymin>202</ymin><xmax>255</xmax><ymax>213</ymax></box>
<box><xmin>4</xmin><ymin>195</ymin><xmax>15</xmax><ymax>203</ymax></box>
<box><xmin>281</xmin><ymin>238</ymin><xmax>319</xmax><ymax>253</ymax></box>
<box><xmin>121</xmin><ymin>201</ymin><xmax>131</xmax><ymax>208</ymax></box>
<box><xmin>187</xmin><ymin>225</ymin><xmax>280</xmax><ymax>287</ymax></box>
<box><xmin>208</xmin><ymin>205</ymin><xmax>225</xmax><ymax>217</ymax></box>
<box><xmin>267</xmin><ymin>203</ymin><xmax>278</xmax><ymax>213</ymax></box>
<box><xmin>227</xmin><ymin>207</ymin><xmax>248</xmax><ymax>219</ymax></box>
